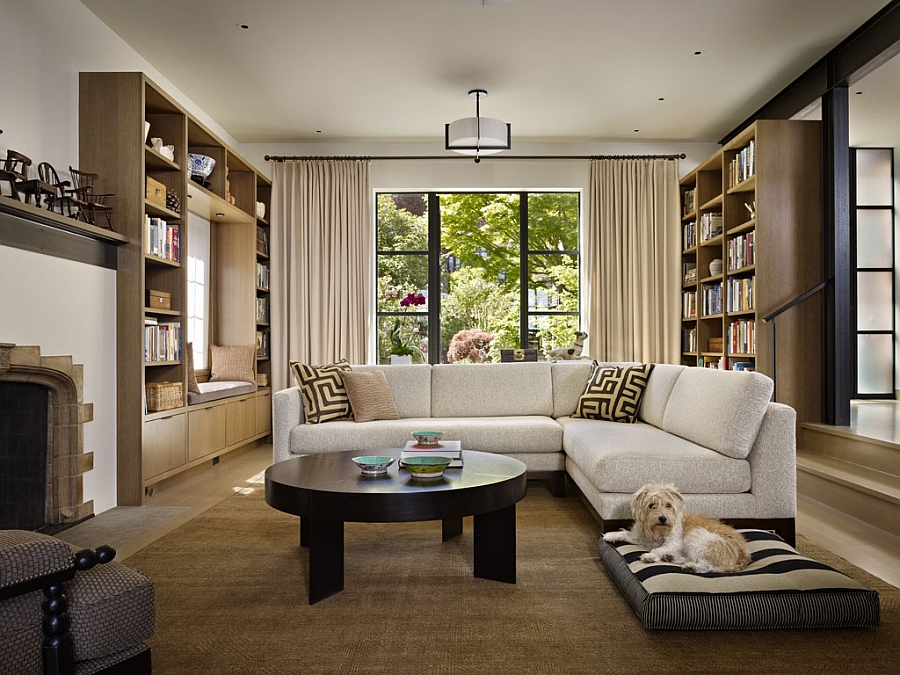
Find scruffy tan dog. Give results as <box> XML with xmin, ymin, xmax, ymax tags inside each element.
<box><xmin>602</xmin><ymin>483</ymin><xmax>750</xmax><ymax>574</ymax></box>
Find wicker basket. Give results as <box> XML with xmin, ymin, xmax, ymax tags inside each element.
<box><xmin>146</xmin><ymin>381</ymin><xmax>183</xmax><ymax>412</ymax></box>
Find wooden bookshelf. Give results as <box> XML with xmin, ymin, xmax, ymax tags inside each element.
<box><xmin>679</xmin><ymin>120</ymin><xmax>823</xmax><ymax>425</ymax></box>
<box><xmin>80</xmin><ymin>72</ymin><xmax>273</xmax><ymax>503</ymax></box>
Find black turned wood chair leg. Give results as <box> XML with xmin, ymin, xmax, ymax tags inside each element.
<box><xmin>42</xmin><ymin>583</ymin><xmax>75</xmax><ymax>675</ymax></box>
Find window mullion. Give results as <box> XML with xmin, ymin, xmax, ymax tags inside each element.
<box><xmin>428</xmin><ymin>193</ymin><xmax>441</xmax><ymax>364</ymax></box>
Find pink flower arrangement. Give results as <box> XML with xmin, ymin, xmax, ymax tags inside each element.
<box><xmin>399</xmin><ymin>292</ymin><xmax>426</xmax><ymax>308</ymax></box>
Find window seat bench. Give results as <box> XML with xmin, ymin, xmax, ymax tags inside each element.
<box><xmin>187</xmin><ymin>380</ymin><xmax>258</xmax><ymax>406</ymax></box>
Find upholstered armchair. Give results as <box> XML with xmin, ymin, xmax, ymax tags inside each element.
<box><xmin>0</xmin><ymin>530</ymin><xmax>155</xmax><ymax>675</ymax></box>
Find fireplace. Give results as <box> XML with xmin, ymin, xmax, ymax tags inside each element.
<box><xmin>0</xmin><ymin>343</ymin><xmax>94</xmax><ymax>530</ymax></box>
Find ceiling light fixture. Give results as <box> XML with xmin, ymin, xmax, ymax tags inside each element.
<box><xmin>445</xmin><ymin>89</ymin><xmax>511</xmax><ymax>164</ymax></box>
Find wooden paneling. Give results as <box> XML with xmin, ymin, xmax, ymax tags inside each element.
<box><xmin>188</xmin><ymin>404</ymin><xmax>227</xmax><ymax>462</ymax></box>
<box><xmin>226</xmin><ymin>396</ymin><xmax>256</xmax><ymax>447</ymax></box>
<box><xmin>143</xmin><ymin>413</ymin><xmax>187</xmax><ymax>479</ymax></box>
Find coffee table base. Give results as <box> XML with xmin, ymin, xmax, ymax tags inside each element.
<box><xmin>298</xmin><ymin>509</ymin><xmax>516</xmax><ymax>604</ymax></box>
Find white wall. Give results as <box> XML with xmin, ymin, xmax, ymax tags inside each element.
<box><xmin>0</xmin><ymin>0</ymin><xmax>244</xmax><ymax>513</ymax></box>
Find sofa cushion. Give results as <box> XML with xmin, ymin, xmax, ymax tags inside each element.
<box><xmin>351</xmin><ymin>364</ymin><xmax>432</xmax><ymax>418</ymax></box>
<box><xmin>573</xmin><ymin>364</ymin><xmax>654</xmax><ymax>423</ymax></box>
<box><xmin>662</xmin><ymin>368</ymin><xmax>774</xmax><ymax>459</ymax></box>
<box><xmin>551</xmin><ymin>361</ymin><xmax>595</xmax><ymax>418</ymax></box>
<box><xmin>288</xmin><ymin>416</ymin><xmax>562</xmax><ymax>456</ymax></box>
<box><xmin>637</xmin><ymin>363</ymin><xmax>684</xmax><ymax>427</ymax></box>
<box><xmin>209</xmin><ymin>345</ymin><xmax>255</xmax><ymax>383</ymax></box>
<box><xmin>289</xmin><ymin>359</ymin><xmax>352</xmax><ymax>424</ymax></box>
<box><xmin>559</xmin><ymin>417</ymin><xmax>751</xmax><ymax>494</ymax></box>
<box><xmin>431</xmin><ymin>363</ymin><xmax>553</xmax><ymax>417</ymax></box>
<box><xmin>187</xmin><ymin>380</ymin><xmax>257</xmax><ymax>405</ymax></box>
<box><xmin>340</xmin><ymin>370</ymin><xmax>400</xmax><ymax>423</ymax></box>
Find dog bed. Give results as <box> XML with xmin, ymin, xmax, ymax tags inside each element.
<box><xmin>598</xmin><ymin>529</ymin><xmax>880</xmax><ymax>630</ymax></box>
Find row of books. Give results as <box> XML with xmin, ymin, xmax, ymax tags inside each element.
<box><xmin>697</xmin><ymin>356</ymin><xmax>755</xmax><ymax>370</ymax></box>
<box><xmin>728</xmin><ymin>140</ymin><xmax>755</xmax><ymax>188</ymax></box>
<box><xmin>145</xmin><ymin>215</ymin><xmax>180</xmax><ymax>262</ymax></box>
<box><xmin>682</xmin><ymin>187</ymin><xmax>697</xmax><ymax>217</ymax></box>
<box><xmin>256</xmin><ymin>262</ymin><xmax>270</xmax><ymax>290</ymax></box>
<box><xmin>682</xmin><ymin>290</ymin><xmax>697</xmax><ymax>319</ymax></box>
<box><xmin>256</xmin><ymin>296</ymin><xmax>269</xmax><ymax>323</ymax></box>
<box><xmin>726</xmin><ymin>276</ymin><xmax>755</xmax><ymax>313</ymax></box>
<box><xmin>144</xmin><ymin>322</ymin><xmax>182</xmax><ymax>362</ymax></box>
<box><xmin>727</xmin><ymin>230</ymin><xmax>756</xmax><ymax>270</ymax></box>
<box><xmin>699</xmin><ymin>213</ymin><xmax>723</xmax><ymax>242</ymax></box>
<box><xmin>256</xmin><ymin>330</ymin><xmax>270</xmax><ymax>357</ymax></box>
<box><xmin>727</xmin><ymin>319</ymin><xmax>756</xmax><ymax>355</ymax></box>
<box><xmin>701</xmin><ymin>282</ymin><xmax>723</xmax><ymax>316</ymax></box>
<box><xmin>683</xmin><ymin>220</ymin><xmax>697</xmax><ymax>250</ymax></box>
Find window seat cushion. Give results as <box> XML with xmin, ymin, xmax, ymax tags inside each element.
<box><xmin>187</xmin><ymin>380</ymin><xmax>257</xmax><ymax>405</ymax></box>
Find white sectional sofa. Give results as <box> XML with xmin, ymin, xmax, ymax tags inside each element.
<box><xmin>273</xmin><ymin>361</ymin><xmax>796</xmax><ymax>542</ymax></box>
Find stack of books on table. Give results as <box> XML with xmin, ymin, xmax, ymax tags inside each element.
<box><xmin>401</xmin><ymin>440</ymin><xmax>463</xmax><ymax>468</ymax></box>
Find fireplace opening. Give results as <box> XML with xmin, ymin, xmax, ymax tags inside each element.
<box><xmin>0</xmin><ymin>382</ymin><xmax>49</xmax><ymax>530</ymax></box>
<box><xmin>0</xmin><ymin>343</ymin><xmax>95</xmax><ymax>530</ymax></box>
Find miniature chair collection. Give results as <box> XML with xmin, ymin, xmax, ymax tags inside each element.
<box><xmin>0</xmin><ymin>149</ymin><xmax>115</xmax><ymax>230</ymax></box>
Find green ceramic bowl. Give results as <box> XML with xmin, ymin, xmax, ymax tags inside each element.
<box><xmin>352</xmin><ymin>455</ymin><xmax>395</xmax><ymax>476</ymax></box>
<box><xmin>400</xmin><ymin>455</ymin><xmax>452</xmax><ymax>479</ymax></box>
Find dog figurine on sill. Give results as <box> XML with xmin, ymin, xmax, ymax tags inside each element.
<box><xmin>549</xmin><ymin>331</ymin><xmax>588</xmax><ymax>361</ymax></box>
<box><xmin>602</xmin><ymin>483</ymin><xmax>750</xmax><ymax>574</ymax></box>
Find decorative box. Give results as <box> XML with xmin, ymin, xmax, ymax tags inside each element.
<box><xmin>146</xmin><ymin>381</ymin><xmax>183</xmax><ymax>412</ymax></box>
<box><xmin>146</xmin><ymin>289</ymin><xmax>171</xmax><ymax>310</ymax></box>
<box><xmin>500</xmin><ymin>348</ymin><xmax>538</xmax><ymax>362</ymax></box>
<box><xmin>708</xmin><ymin>337</ymin><xmax>724</xmax><ymax>353</ymax></box>
<box><xmin>145</xmin><ymin>176</ymin><xmax>167</xmax><ymax>208</ymax></box>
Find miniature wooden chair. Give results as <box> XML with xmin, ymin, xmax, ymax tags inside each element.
<box><xmin>37</xmin><ymin>162</ymin><xmax>81</xmax><ymax>219</ymax></box>
<box><xmin>3</xmin><ymin>150</ymin><xmax>56</xmax><ymax>207</ymax></box>
<box><xmin>68</xmin><ymin>167</ymin><xmax>115</xmax><ymax>229</ymax></box>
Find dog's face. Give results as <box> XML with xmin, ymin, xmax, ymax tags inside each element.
<box><xmin>631</xmin><ymin>484</ymin><xmax>685</xmax><ymax>541</ymax></box>
<box><xmin>575</xmin><ymin>331</ymin><xmax>588</xmax><ymax>339</ymax></box>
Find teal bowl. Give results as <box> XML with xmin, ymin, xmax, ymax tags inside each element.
<box><xmin>352</xmin><ymin>455</ymin><xmax>395</xmax><ymax>476</ymax></box>
<box><xmin>400</xmin><ymin>455</ymin><xmax>452</xmax><ymax>479</ymax></box>
<box><xmin>412</xmin><ymin>430</ymin><xmax>444</xmax><ymax>446</ymax></box>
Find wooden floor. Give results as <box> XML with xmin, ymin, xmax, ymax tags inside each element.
<box><xmin>59</xmin><ymin>413</ymin><xmax>900</xmax><ymax>589</ymax></box>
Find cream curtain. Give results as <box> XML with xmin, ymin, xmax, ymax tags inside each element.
<box><xmin>584</xmin><ymin>159</ymin><xmax>681</xmax><ymax>364</ymax></box>
<box><xmin>270</xmin><ymin>160</ymin><xmax>371</xmax><ymax>393</ymax></box>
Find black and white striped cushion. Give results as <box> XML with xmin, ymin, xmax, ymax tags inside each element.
<box><xmin>599</xmin><ymin>529</ymin><xmax>880</xmax><ymax>630</ymax></box>
<box><xmin>573</xmin><ymin>364</ymin><xmax>653</xmax><ymax>423</ymax></box>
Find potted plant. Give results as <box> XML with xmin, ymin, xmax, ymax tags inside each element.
<box><xmin>389</xmin><ymin>292</ymin><xmax>426</xmax><ymax>364</ymax></box>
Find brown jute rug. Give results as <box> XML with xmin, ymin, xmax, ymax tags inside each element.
<box><xmin>126</xmin><ymin>485</ymin><xmax>899</xmax><ymax>675</ymax></box>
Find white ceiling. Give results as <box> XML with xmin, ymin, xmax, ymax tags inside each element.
<box><xmin>78</xmin><ymin>0</ymin><xmax>894</xmax><ymax>147</ymax></box>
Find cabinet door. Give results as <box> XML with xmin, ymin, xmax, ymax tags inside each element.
<box><xmin>226</xmin><ymin>396</ymin><xmax>256</xmax><ymax>446</ymax></box>
<box><xmin>188</xmin><ymin>404</ymin><xmax>227</xmax><ymax>462</ymax></box>
<box><xmin>256</xmin><ymin>390</ymin><xmax>272</xmax><ymax>435</ymax></box>
<box><xmin>143</xmin><ymin>413</ymin><xmax>187</xmax><ymax>479</ymax></box>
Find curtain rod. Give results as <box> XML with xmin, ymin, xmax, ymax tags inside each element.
<box><xmin>264</xmin><ymin>153</ymin><xmax>686</xmax><ymax>162</ymax></box>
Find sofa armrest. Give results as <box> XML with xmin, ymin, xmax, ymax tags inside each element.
<box><xmin>273</xmin><ymin>386</ymin><xmax>306</xmax><ymax>463</ymax></box>
<box><xmin>746</xmin><ymin>402</ymin><xmax>797</xmax><ymax>519</ymax></box>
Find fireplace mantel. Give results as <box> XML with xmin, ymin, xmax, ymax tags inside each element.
<box><xmin>0</xmin><ymin>195</ymin><xmax>126</xmax><ymax>268</ymax></box>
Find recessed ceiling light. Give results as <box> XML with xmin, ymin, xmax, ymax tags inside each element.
<box><xmin>855</xmin><ymin>91</ymin><xmax>863</xmax><ymax>95</ymax></box>
<box><xmin>634</xmin><ymin>129</ymin><xmax>640</xmax><ymax>133</ymax></box>
<box><xmin>316</xmin><ymin>130</ymin><xmax>323</xmax><ymax>134</ymax></box>
<box><xmin>236</xmin><ymin>23</ymin><xmax>250</xmax><ymax>30</ymax></box>
<box><xmin>658</xmin><ymin>97</ymin><xmax>665</xmax><ymax>101</ymax></box>
<box><xmin>693</xmin><ymin>51</ymin><xmax>702</xmax><ymax>55</ymax></box>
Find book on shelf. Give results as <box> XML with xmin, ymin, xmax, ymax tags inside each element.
<box><xmin>255</xmin><ymin>262</ymin><xmax>270</xmax><ymax>290</ymax></box>
<box><xmin>683</xmin><ymin>220</ymin><xmax>697</xmax><ymax>250</ymax></box>
<box><xmin>144</xmin><ymin>215</ymin><xmax>180</xmax><ymax>262</ymax></box>
<box><xmin>732</xmin><ymin>361</ymin><xmax>754</xmax><ymax>372</ymax></box>
<box><xmin>682</xmin><ymin>262</ymin><xmax>697</xmax><ymax>284</ymax></box>
<box><xmin>699</xmin><ymin>213</ymin><xmax>723</xmax><ymax>242</ymax></box>
<box><xmin>256</xmin><ymin>226</ymin><xmax>269</xmax><ymax>256</ymax></box>
<box><xmin>728</xmin><ymin>140</ymin><xmax>755</xmax><ymax>188</ymax></box>
<box><xmin>401</xmin><ymin>440</ymin><xmax>463</xmax><ymax>467</ymax></box>
<box><xmin>682</xmin><ymin>188</ymin><xmax>696</xmax><ymax>217</ymax></box>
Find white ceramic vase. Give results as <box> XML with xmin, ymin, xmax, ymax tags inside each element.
<box><xmin>390</xmin><ymin>354</ymin><xmax>412</xmax><ymax>365</ymax></box>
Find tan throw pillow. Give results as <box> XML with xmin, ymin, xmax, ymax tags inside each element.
<box><xmin>290</xmin><ymin>359</ymin><xmax>352</xmax><ymax>424</ymax></box>
<box><xmin>572</xmin><ymin>363</ymin><xmax>654</xmax><ymax>423</ymax></box>
<box><xmin>209</xmin><ymin>345</ymin><xmax>255</xmax><ymax>383</ymax></box>
<box><xmin>340</xmin><ymin>370</ymin><xmax>400</xmax><ymax>423</ymax></box>
<box><xmin>185</xmin><ymin>341</ymin><xmax>201</xmax><ymax>394</ymax></box>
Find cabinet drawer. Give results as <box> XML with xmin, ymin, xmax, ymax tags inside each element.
<box><xmin>143</xmin><ymin>413</ymin><xmax>187</xmax><ymax>479</ymax></box>
<box><xmin>188</xmin><ymin>404</ymin><xmax>227</xmax><ymax>462</ymax></box>
<box><xmin>256</xmin><ymin>391</ymin><xmax>272</xmax><ymax>435</ymax></box>
<box><xmin>226</xmin><ymin>396</ymin><xmax>255</xmax><ymax>446</ymax></box>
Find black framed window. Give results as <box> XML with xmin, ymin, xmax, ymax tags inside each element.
<box><xmin>376</xmin><ymin>192</ymin><xmax>580</xmax><ymax>364</ymax></box>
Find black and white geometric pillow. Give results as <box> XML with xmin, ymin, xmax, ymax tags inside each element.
<box><xmin>573</xmin><ymin>363</ymin><xmax>654</xmax><ymax>423</ymax></box>
<box><xmin>289</xmin><ymin>359</ymin><xmax>352</xmax><ymax>424</ymax></box>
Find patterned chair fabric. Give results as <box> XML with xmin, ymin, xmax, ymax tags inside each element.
<box><xmin>0</xmin><ymin>530</ymin><xmax>155</xmax><ymax>675</ymax></box>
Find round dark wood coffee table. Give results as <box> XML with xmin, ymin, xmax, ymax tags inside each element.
<box><xmin>265</xmin><ymin>449</ymin><xmax>527</xmax><ymax>604</ymax></box>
